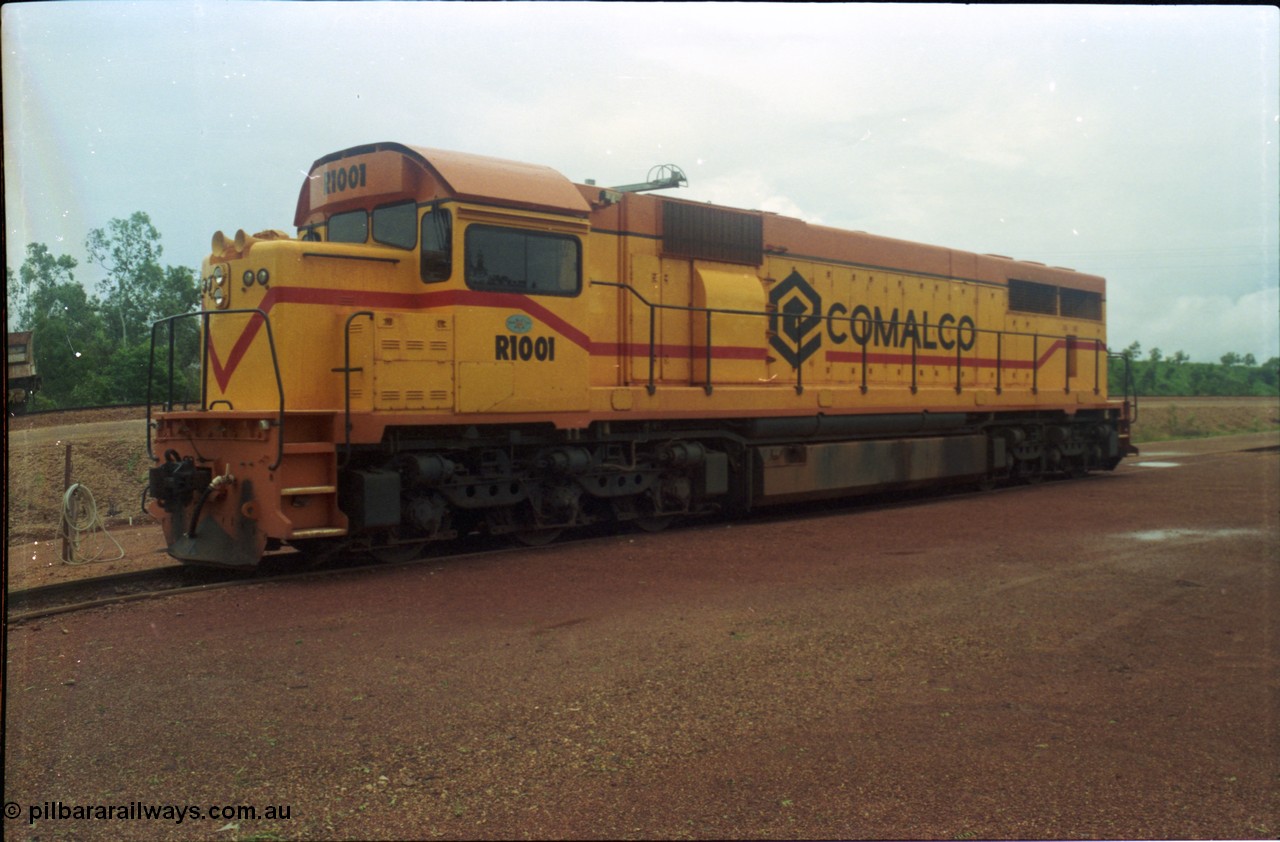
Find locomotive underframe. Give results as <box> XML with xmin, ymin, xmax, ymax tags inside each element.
<box><xmin>147</xmin><ymin>405</ymin><xmax>1124</xmax><ymax>567</ymax></box>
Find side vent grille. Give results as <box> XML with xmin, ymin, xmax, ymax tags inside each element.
<box><xmin>1008</xmin><ymin>279</ymin><xmax>1058</xmax><ymax>315</ymax></box>
<box><xmin>1060</xmin><ymin>288</ymin><xmax>1103</xmax><ymax>320</ymax></box>
<box><xmin>662</xmin><ymin>201</ymin><xmax>763</xmax><ymax>266</ymax></box>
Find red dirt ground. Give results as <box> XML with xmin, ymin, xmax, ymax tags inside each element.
<box><xmin>4</xmin><ymin>430</ymin><xmax>1277</xmax><ymax>840</ymax></box>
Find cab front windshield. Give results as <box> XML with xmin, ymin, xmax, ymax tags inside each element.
<box><xmin>326</xmin><ymin>201</ymin><xmax>417</xmax><ymax>249</ymax></box>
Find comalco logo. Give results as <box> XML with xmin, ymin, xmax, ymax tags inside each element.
<box><xmin>768</xmin><ymin>269</ymin><xmax>980</xmax><ymax>369</ymax></box>
<box><xmin>769</xmin><ymin>270</ymin><xmax>824</xmax><ymax>367</ymax></box>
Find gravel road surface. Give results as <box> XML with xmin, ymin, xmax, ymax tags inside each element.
<box><xmin>4</xmin><ymin>437</ymin><xmax>1277</xmax><ymax>840</ymax></box>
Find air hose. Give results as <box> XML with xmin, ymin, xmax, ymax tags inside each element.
<box><xmin>60</xmin><ymin>483</ymin><xmax>125</xmax><ymax>565</ymax></box>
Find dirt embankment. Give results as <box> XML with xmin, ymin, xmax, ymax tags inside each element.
<box><xmin>6</xmin><ymin>407</ymin><xmax>156</xmax><ymax>546</ymax></box>
<box><xmin>1130</xmin><ymin>396</ymin><xmax>1280</xmax><ymax>442</ymax></box>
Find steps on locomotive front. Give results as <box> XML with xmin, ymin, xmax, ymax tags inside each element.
<box><xmin>279</xmin><ymin>438</ymin><xmax>347</xmax><ymax>539</ymax></box>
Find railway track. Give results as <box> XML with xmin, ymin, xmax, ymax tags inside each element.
<box><xmin>8</xmin><ymin>473</ymin><xmax>1088</xmax><ymax>623</ymax></box>
<box><xmin>6</xmin><ymin>535</ymin><xmax>587</xmax><ymax>624</ymax></box>
<box><xmin>8</xmin><ymin>564</ymin><xmax>259</xmax><ymax>622</ymax></box>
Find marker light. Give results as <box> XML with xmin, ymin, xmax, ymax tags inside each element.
<box><xmin>257</xmin><ymin>268</ymin><xmax>270</xmax><ymax>286</ymax></box>
<box><xmin>243</xmin><ymin>270</ymin><xmax>255</xmax><ymax>287</ymax></box>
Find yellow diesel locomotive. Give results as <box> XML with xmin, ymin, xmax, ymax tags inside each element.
<box><xmin>146</xmin><ymin>142</ymin><xmax>1135</xmax><ymax>566</ymax></box>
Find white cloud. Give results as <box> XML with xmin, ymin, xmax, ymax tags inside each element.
<box><xmin>1127</xmin><ymin>286</ymin><xmax>1280</xmax><ymax>363</ymax></box>
<box><xmin>4</xmin><ymin>2</ymin><xmax>1277</xmax><ymax>361</ymax></box>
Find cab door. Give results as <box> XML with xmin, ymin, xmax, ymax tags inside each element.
<box><xmin>454</xmin><ymin>218</ymin><xmax>590</xmax><ymax>414</ymax></box>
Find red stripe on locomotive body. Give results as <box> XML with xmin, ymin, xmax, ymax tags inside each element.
<box><xmin>823</xmin><ymin>339</ymin><xmax>1071</xmax><ymax>371</ymax></box>
<box><xmin>208</xmin><ymin>284</ymin><xmax>1077</xmax><ymax>392</ymax></box>
<box><xmin>207</xmin><ymin>286</ymin><xmax>774</xmax><ymax>390</ymax></box>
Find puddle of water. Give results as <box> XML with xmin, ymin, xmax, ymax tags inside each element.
<box><xmin>1124</xmin><ymin>528</ymin><xmax>1263</xmax><ymax>542</ymax></box>
<box><xmin>1134</xmin><ymin>461</ymin><xmax>1181</xmax><ymax>468</ymax></box>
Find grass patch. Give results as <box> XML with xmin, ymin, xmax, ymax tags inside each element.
<box><xmin>1131</xmin><ymin>400</ymin><xmax>1280</xmax><ymax>444</ymax></box>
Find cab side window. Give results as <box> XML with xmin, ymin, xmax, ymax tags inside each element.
<box><xmin>464</xmin><ymin>226</ymin><xmax>580</xmax><ymax>295</ymax></box>
<box><xmin>420</xmin><ymin>208</ymin><xmax>453</xmax><ymax>283</ymax></box>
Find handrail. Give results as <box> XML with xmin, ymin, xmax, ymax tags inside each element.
<box><xmin>147</xmin><ymin>308</ymin><xmax>287</xmax><ymax>470</ymax></box>
<box><xmin>593</xmin><ymin>280</ymin><xmax>811</xmax><ymax>395</ymax></box>
<box><xmin>1109</xmin><ymin>350</ymin><xmax>1139</xmax><ymax>424</ymax></box>
<box><xmin>591</xmin><ymin>279</ymin><xmax>1105</xmax><ymax>399</ymax></box>
<box><xmin>334</xmin><ymin>311</ymin><xmax>374</xmax><ymax>467</ymax></box>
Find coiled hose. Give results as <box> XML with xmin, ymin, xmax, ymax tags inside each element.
<box><xmin>60</xmin><ymin>483</ymin><xmax>125</xmax><ymax>565</ymax></box>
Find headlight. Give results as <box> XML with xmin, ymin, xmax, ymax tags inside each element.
<box><xmin>212</xmin><ymin>287</ymin><xmax>226</xmax><ymax>308</ymax></box>
<box><xmin>257</xmin><ymin>268</ymin><xmax>270</xmax><ymax>286</ymax></box>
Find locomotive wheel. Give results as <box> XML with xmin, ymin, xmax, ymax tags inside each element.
<box><xmin>513</xmin><ymin>528</ymin><xmax>562</xmax><ymax>547</ymax></box>
<box><xmin>292</xmin><ymin>538</ymin><xmax>349</xmax><ymax>567</ymax></box>
<box><xmin>634</xmin><ymin>515</ymin><xmax>674</xmax><ymax>533</ymax></box>
<box><xmin>369</xmin><ymin>541</ymin><xmax>428</xmax><ymax>564</ymax></box>
<box><xmin>1014</xmin><ymin>460</ymin><xmax>1043</xmax><ymax>485</ymax></box>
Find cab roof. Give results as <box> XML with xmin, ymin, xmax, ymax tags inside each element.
<box><xmin>295</xmin><ymin>142</ymin><xmax>591</xmax><ymax>224</ymax></box>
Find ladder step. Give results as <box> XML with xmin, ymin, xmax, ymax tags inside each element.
<box><xmin>290</xmin><ymin>527</ymin><xmax>348</xmax><ymax>539</ymax></box>
<box><xmin>281</xmin><ymin>485</ymin><xmax>337</xmax><ymax>496</ymax></box>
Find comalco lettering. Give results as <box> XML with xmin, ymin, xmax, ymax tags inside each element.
<box><xmin>769</xmin><ymin>271</ymin><xmax>978</xmax><ymax>369</ymax></box>
<box><xmin>828</xmin><ymin>305</ymin><xmax>976</xmax><ymax>352</ymax></box>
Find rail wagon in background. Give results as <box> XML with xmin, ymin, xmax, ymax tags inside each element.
<box><xmin>146</xmin><ymin>142</ymin><xmax>1136</xmax><ymax>567</ymax></box>
<box><xmin>8</xmin><ymin>331</ymin><xmax>41</xmax><ymax>414</ymax></box>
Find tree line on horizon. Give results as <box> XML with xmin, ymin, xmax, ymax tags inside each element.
<box><xmin>1109</xmin><ymin>342</ymin><xmax>1279</xmax><ymax>398</ymax></box>
<box><xmin>5</xmin><ymin>210</ymin><xmax>1279</xmax><ymax>411</ymax></box>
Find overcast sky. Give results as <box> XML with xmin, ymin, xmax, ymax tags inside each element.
<box><xmin>4</xmin><ymin>2</ymin><xmax>1277</xmax><ymax>362</ymax></box>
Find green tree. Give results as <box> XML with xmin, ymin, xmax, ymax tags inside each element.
<box><xmin>14</xmin><ymin>212</ymin><xmax>201</xmax><ymax>408</ymax></box>
<box><xmin>1260</xmin><ymin>358</ymin><xmax>1280</xmax><ymax>390</ymax></box>
<box><xmin>85</xmin><ymin>211</ymin><xmax>165</xmax><ymax>348</ymax></box>
<box><xmin>13</xmin><ymin>242</ymin><xmax>79</xmax><ymax>330</ymax></box>
<box><xmin>14</xmin><ymin>245</ymin><xmax>111</xmax><ymax>408</ymax></box>
<box><xmin>1220</xmin><ymin>351</ymin><xmax>1242</xmax><ymax>366</ymax></box>
<box><xmin>83</xmin><ymin>212</ymin><xmax>201</xmax><ymax>405</ymax></box>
